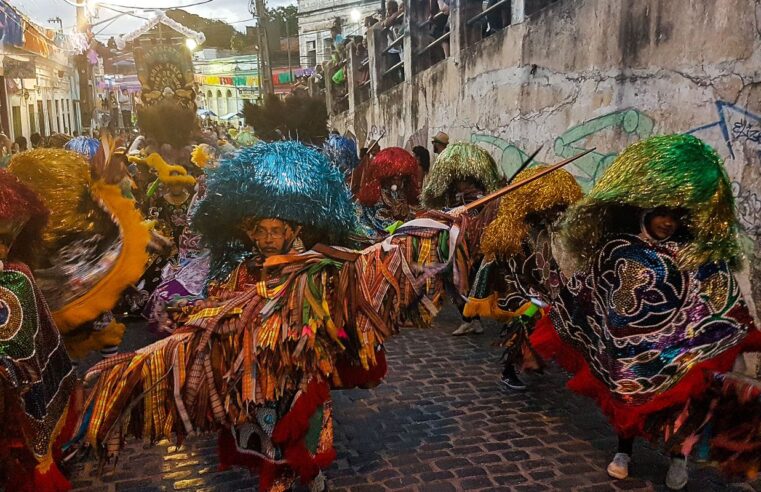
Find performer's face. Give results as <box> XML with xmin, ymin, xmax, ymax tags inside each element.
<box><xmin>0</xmin><ymin>218</ymin><xmax>25</xmax><ymax>261</ymax></box>
<box><xmin>244</xmin><ymin>218</ymin><xmax>293</xmax><ymax>257</ymax></box>
<box><xmin>645</xmin><ymin>209</ymin><xmax>681</xmax><ymax>240</ymax></box>
<box><xmin>382</xmin><ymin>176</ymin><xmax>407</xmax><ymax>196</ymax></box>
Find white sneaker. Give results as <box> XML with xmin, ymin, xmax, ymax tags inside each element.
<box><xmin>665</xmin><ymin>456</ymin><xmax>688</xmax><ymax>490</ymax></box>
<box><xmin>452</xmin><ymin>321</ymin><xmax>474</xmax><ymax>335</ymax></box>
<box><xmin>452</xmin><ymin>320</ymin><xmax>484</xmax><ymax>336</ymax></box>
<box><xmin>607</xmin><ymin>452</ymin><xmax>631</xmax><ymax>480</ymax></box>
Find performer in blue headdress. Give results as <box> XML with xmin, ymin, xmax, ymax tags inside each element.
<box><xmin>72</xmin><ymin>141</ymin><xmax>391</xmax><ymax>492</ymax></box>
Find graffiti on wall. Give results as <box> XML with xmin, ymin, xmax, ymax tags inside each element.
<box><xmin>472</xmin><ymin>109</ymin><xmax>655</xmax><ymax>189</ymax></box>
<box><xmin>470</xmin><ymin>102</ymin><xmax>761</xmax><ymax>322</ymax></box>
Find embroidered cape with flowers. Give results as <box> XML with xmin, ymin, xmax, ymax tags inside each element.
<box><xmin>531</xmin><ymin>135</ymin><xmax>761</xmax><ymax>475</ymax></box>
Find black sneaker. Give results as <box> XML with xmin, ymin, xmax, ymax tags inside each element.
<box><xmin>500</xmin><ymin>373</ymin><xmax>527</xmax><ymax>391</ymax></box>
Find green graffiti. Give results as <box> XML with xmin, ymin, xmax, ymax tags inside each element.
<box><xmin>470</xmin><ymin>134</ymin><xmax>542</xmax><ymax>178</ymax></box>
<box><xmin>471</xmin><ymin>108</ymin><xmax>655</xmax><ymax>190</ymax></box>
<box><xmin>554</xmin><ymin>109</ymin><xmax>654</xmax><ymax>189</ymax></box>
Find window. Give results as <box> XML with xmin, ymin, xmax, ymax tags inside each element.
<box><xmin>12</xmin><ymin>106</ymin><xmax>22</xmax><ymax>138</ymax></box>
<box><xmin>55</xmin><ymin>100</ymin><xmax>61</xmax><ymax>132</ymax></box>
<box><xmin>47</xmin><ymin>100</ymin><xmax>54</xmax><ymax>134</ymax></box>
<box><xmin>28</xmin><ymin>104</ymin><xmax>36</xmax><ymax>134</ymax></box>
<box><xmin>37</xmin><ymin>100</ymin><xmax>46</xmax><ymax>136</ymax></box>
<box><xmin>66</xmin><ymin>100</ymin><xmax>71</xmax><ymax>133</ymax></box>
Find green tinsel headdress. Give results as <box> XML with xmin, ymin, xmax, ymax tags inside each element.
<box><xmin>421</xmin><ymin>142</ymin><xmax>501</xmax><ymax>208</ymax></box>
<box><xmin>192</xmin><ymin>141</ymin><xmax>358</xmax><ymax>278</ymax></box>
<box><xmin>561</xmin><ymin>134</ymin><xmax>741</xmax><ymax>270</ymax></box>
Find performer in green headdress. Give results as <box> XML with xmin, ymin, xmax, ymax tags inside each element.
<box><xmin>533</xmin><ymin>135</ymin><xmax>761</xmax><ymax>488</ymax></box>
<box><xmin>421</xmin><ymin>142</ymin><xmax>502</xmax><ymax>336</ymax></box>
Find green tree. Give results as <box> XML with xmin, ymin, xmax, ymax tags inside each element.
<box><xmin>164</xmin><ymin>9</ymin><xmax>237</xmax><ymax>49</ymax></box>
<box><xmin>267</xmin><ymin>5</ymin><xmax>298</xmax><ymax>37</ymax></box>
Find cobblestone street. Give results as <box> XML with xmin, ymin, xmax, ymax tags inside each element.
<box><xmin>70</xmin><ymin>307</ymin><xmax>761</xmax><ymax>492</ymax></box>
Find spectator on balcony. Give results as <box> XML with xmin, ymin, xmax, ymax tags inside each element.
<box><xmin>429</xmin><ymin>0</ymin><xmax>451</xmax><ymax>59</ymax></box>
<box><xmin>382</xmin><ymin>0</ymin><xmax>405</xmax><ymax>83</ymax></box>
<box><xmin>483</xmin><ymin>0</ymin><xmax>509</xmax><ymax>37</ymax></box>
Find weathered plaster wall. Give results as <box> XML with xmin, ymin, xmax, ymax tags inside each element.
<box><xmin>331</xmin><ymin>0</ymin><xmax>761</xmax><ymax>329</ymax></box>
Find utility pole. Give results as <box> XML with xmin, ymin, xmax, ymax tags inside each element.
<box><xmin>249</xmin><ymin>0</ymin><xmax>274</xmax><ymax>97</ymax></box>
<box><xmin>285</xmin><ymin>20</ymin><xmax>292</xmax><ymax>84</ymax></box>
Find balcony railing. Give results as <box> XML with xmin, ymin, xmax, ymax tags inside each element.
<box><xmin>317</xmin><ymin>0</ymin><xmax>560</xmax><ymax>115</ymax></box>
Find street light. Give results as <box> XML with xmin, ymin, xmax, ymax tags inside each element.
<box><xmin>185</xmin><ymin>38</ymin><xmax>198</xmax><ymax>51</ymax></box>
<box><xmin>350</xmin><ymin>8</ymin><xmax>362</xmax><ymax>23</ymax></box>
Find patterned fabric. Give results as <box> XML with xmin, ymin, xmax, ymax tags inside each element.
<box><xmin>550</xmin><ymin>234</ymin><xmax>754</xmax><ymax>405</ymax></box>
<box><xmin>0</xmin><ymin>263</ymin><xmax>75</xmax><ymax>462</ymax></box>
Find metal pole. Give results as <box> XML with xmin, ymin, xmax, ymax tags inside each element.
<box><xmin>286</xmin><ymin>20</ymin><xmax>293</xmax><ymax>84</ymax></box>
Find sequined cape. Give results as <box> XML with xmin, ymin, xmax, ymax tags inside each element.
<box><xmin>0</xmin><ymin>262</ymin><xmax>76</xmax><ymax>481</ymax></box>
<box><xmin>544</xmin><ymin>234</ymin><xmax>761</xmax><ymax>436</ymax></box>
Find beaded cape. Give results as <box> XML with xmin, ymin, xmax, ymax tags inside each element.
<box><xmin>1</xmin><ymin>262</ymin><xmax>75</xmax><ymax>463</ymax></box>
<box><xmin>546</xmin><ymin>234</ymin><xmax>759</xmax><ymax>434</ymax></box>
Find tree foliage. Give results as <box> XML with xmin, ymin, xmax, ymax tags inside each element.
<box><xmin>267</xmin><ymin>5</ymin><xmax>298</xmax><ymax>37</ymax></box>
<box><xmin>243</xmin><ymin>93</ymin><xmax>328</xmax><ymax>144</ymax></box>
<box><xmin>165</xmin><ymin>9</ymin><xmax>238</xmax><ymax>49</ymax></box>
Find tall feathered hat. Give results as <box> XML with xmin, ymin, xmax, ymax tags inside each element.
<box><xmin>481</xmin><ymin>166</ymin><xmax>583</xmax><ymax>259</ymax></box>
<box><xmin>324</xmin><ymin>134</ymin><xmax>359</xmax><ymax>173</ymax></box>
<box><xmin>192</xmin><ymin>141</ymin><xmax>358</xmax><ymax>278</ymax></box>
<box><xmin>357</xmin><ymin>147</ymin><xmax>420</xmax><ymax>206</ymax></box>
<box><xmin>422</xmin><ymin>142</ymin><xmax>501</xmax><ymax>208</ymax></box>
<box><xmin>0</xmin><ymin>168</ymin><xmax>48</xmax><ymax>262</ymax></box>
<box><xmin>562</xmin><ymin>134</ymin><xmax>741</xmax><ymax>269</ymax></box>
<box><xmin>65</xmin><ymin>136</ymin><xmax>101</xmax><ymax>163</ymax></box>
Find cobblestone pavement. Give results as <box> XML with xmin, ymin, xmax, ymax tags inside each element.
<box><xmin>70</xmin><ymin>306</ymin><xmax>761</xmax><ymax>492</ymax></box>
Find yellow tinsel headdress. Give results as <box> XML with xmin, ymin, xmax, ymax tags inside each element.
<box><xmin>481</xmin><ymin>166</ymin><xmax>583</xmax><ymax>259</ymax></box>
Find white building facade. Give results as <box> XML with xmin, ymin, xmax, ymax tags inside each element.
<box><xmin>194</xmin><ymin>51</ymin><xmax>260</xmax><ymax>124</ymax></box>
<box><xmin>1</xmin><ymin>48</ymin><xmax>81</xmax><ymax>141</ymax></box>
<box><xmin>297</xmin><ymin>0</ymin><xmax>381</xmax><ymax>67</ymax></box>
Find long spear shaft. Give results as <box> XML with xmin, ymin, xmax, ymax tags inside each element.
<box><xmin>464</xmin><ymin>148</ymin><xmax>595</xmax><ymax>212</ymax></box>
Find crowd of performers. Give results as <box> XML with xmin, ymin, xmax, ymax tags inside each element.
<box><xmin>1</xmin><ymin>123</ymin><xmax>760</xmax><ymax>492</ymax></box>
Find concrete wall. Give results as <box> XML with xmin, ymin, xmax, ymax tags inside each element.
<box><xmin>330</xmin><ymin>0</ymin><xmax>761</xmax><ymax>325</ymax></box>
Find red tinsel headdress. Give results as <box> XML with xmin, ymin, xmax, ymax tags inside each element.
<box><xmin>0</xmin><ymin>169</ymin><xmax>49</xmax><ymax>261</ymax></box>
<box><xmin>357</xmin><ymin>147</ymin><xmax>420</xmax><ymax>206</ymax></box>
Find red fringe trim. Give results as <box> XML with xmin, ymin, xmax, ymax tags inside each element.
<box><xmin>334</xmin><ymin>349</ymin><xmax>388</xmax><ymax>389</ymax></box>
<box><xmin>530</xmin><ymin>315</ymin><xmax>761</xmax><ymax>438</ymax></box>
<box><xmin>273</xmin><ymin>379</ymin><xmax>335</xmax><ymax>485</ymax></box>
<box><xmin>33</xmin><ymin>461</ymin><xmax>71</xmax><ymax>492</ymax></box>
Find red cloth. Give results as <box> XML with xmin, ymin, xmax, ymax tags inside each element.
<box><xmin>530</xmin><ymin>315</ymin><xmax>761</xmax><ymax>438</ymax></box>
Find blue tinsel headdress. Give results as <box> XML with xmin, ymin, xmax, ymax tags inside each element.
<box><xmin>192</xmin><ymin>141</ymin><xmax>358</xmax><ymax>279</ymax></box>
<box><xmin>64</xmin><ymin>136</ymin><xmax>100</xmax><ymax>163</ymax></box>
<box><xmin>323</xmin><ymin>134</ymin><xmax>359</xmax><ymax>173</ymax></box>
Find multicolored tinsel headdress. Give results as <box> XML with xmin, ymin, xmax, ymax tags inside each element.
<box><xmin>421</xmin><ymin>142</ymin><xmax>501</xmax><ymax>208</ymax></box>
<box><xmin>64</xmin><ymin>136</ymin><xmax>101</xmax><ymax>163</ymax></box>
<box><xmin>562</xmin><ymin>134</ymin><xmax>741</xmax><ymax>269</ymax></box>
<box><xmin>357</xmin><ymin>147</ymin><xmax>420</xmax><ymax>206</ymax></box>
<box><xmin>324</xmin><ymin>134</ymin><xmax>359</xmax><ymax>173</ymax></box>
<box><xmin>0</xmin><ymin>168</ymin><xmax>49</xmax><ymax>261</ymax></box>
<box><xmin>192</xmin><ymin>141</ymin><xmax>358</xmax><ymax>278</ymax></box>
<box><xmin>481</xmin><ymin>166</ymin><xmax>583</xmax><ymax>259</ymax></box>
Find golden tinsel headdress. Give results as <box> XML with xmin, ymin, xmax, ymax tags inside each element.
<box><xmin>421</xmin><ymin>142</ymin><xmax>500</xmax><ymax>208</ymax></box>
<box><xmin>481</xmin><ymin>166</ymin><xmax>583</xmax><ymax>259</ymax></box>
<box><xmin>561</xmin><ymin>134</ymin><xmax>741</xmax><ymax>270</ymax></box>
<box><xmin>8</xmin><ymin>149</ymin><xmax>101</xmax><ymax>251</ymax></box>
